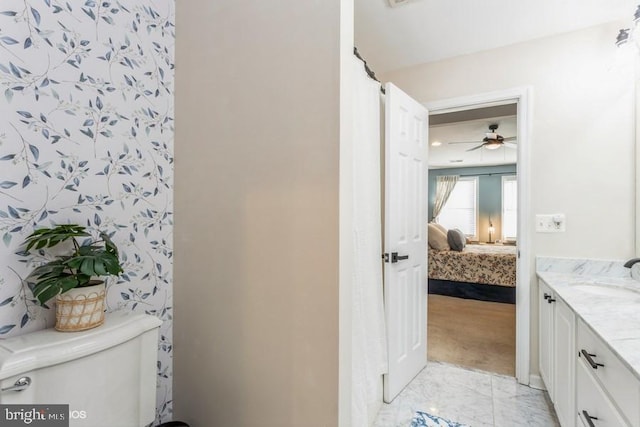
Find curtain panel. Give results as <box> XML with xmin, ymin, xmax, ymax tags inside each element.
<box><xmin>432</xmin><ymin>175</ymin><xmax>459</xmax><ymax>221</ymax></box>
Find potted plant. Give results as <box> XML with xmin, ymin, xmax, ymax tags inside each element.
<box><xmin>23</xmin><ymin>224</ymin><xmax>123</xmax><ymax>331</ymax></box>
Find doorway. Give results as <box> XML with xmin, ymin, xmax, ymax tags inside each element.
<box><xmin>428</xmin><ymin>104</ymin><xmax>517</xmax><ymax>376</ymax></box>
<box><xmin>425</xmin><ymin>87</ymin><xmax>532</xmax><ymax>385</ymax></box>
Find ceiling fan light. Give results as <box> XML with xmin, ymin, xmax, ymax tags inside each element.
<box><xmin>484</xmin><ymin>141</ymin><xmax>502</xmax><ymax>150</ymax></box>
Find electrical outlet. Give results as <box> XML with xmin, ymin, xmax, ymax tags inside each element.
<box><xmin>536</xmin><ymin>214</ymin><xmax>566</xmax><ymax>233</ymax></box>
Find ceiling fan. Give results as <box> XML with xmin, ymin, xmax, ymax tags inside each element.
<box><xmin>447</xmin><ymin>124</ymin><xmax>517</xmax><ymax>152</ymax></box>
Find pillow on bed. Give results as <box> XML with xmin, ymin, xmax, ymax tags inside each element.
<box><xmin>430</xmin><ymin>222</ymin><xmax>448</xmax><ymax>235</ymax></box>
<box><xmin>428</xmin><ymin>223</ymin><xmax>450</xmax><ymax>250</ymax></box>
<box><xmin>447</xmin><ymin>228</ymin><xmax>466</xmax><ymax>252</ymax></box>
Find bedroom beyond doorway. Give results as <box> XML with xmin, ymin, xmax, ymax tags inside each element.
<box><xmin>427</xmin><ymin>102</ymin><xmax>518</xmax><ymax>377</ymax></box>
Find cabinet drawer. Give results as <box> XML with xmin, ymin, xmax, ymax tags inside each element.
<box><xmin>576</xmin><ymin>361</ymin><xmax>629</xmax><ymax>427</ymax></box>
<box><xmin>577</xmin><ymin>319</ymin><xmax>640</xmax><ymax>426</ymax></box>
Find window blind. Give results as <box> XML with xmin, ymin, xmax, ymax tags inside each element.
<box><xmin>502</xmin><ymin>176</ymin><xmax>517</xmax><ymax>240</ymax></box>
<box><xmin>438</xmin><ymin>177</ymin><xmax>477</xmax><ymax>238</ymax></box>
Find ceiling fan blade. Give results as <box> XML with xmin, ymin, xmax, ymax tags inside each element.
<box><xmin>466</xmin><ymin>144</ymin><xmax>485</xmax><ymax>152</ymax></box>
<box><xmin>503</xmin><ymin>136</ymin><xmax>517</xmax><ymax>142</ymax></box>
<box><xmin>447</xmin><ymin>140</ymin><xmax>483</xmax><ymax>145</ymax></box>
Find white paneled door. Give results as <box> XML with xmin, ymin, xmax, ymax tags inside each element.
<box><xmin>383</xmin><ymin>82</ymin><xmax>429</xmax><ymax>402</ymax></box>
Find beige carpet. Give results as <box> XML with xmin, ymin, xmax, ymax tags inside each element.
<box><xmin>427</xmin><ymin>294</ymin><xmax>516</xmax><ymax>376</ymax></box>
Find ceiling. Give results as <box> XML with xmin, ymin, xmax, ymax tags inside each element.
<box><xmin>355</xmin><ymin>0</ymin><xmax>637</xmax><ymax>73</ymax></box>
<box><xmin>429</xmin><ymin>111</ymin><xmax>517</xmax><ymax>169</ymax></box>
<box><xmin>355</xmin><ymin>0</ymin><xmax>636</xmax><ymax>168</ymax></box>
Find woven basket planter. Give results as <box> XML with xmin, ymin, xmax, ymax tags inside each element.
<box><xmin>55</xmin><ymin>281</ymin><xmax>106</xmax><ymax>332</ymax></box>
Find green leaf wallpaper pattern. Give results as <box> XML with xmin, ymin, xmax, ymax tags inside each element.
<box><xmin>0</xmin><ymin>1</ymin><xmax>174</xmax><ymax>423</ymax></box>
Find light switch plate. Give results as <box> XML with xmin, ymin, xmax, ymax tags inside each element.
<box><xmin>536</xmin><ymin>214</ymin><xmax>566</xmax><ymax>233</ymax></box>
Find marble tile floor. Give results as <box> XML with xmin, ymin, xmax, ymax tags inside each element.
<box><xmin>373</xmin><ymin>361</ymin><xmax>559</xmax><ymax>427</ymax></box>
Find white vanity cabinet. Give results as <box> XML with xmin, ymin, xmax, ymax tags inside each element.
<box><xmin>538</xmin><ymin>277</ymin><xmax>640</xmax><ymax>427</ymax></box>
<box><xmin>576</xmin><ymin>319</ymin><xmax>639</xmax><ymax>427</ymax></box>
<box><xmin>538</xmin><ymin>279</ymin><xmax>575</xmax><ymax>427</ymax></box>
<box><xmin>575</xmin><ymin>360</ymin><xmax>629</xmax><ymax>427</ymax></box>
<box><xmin>539</xmin><ymin>279</ymin><xmax>555</xmax><ymax>399</ymax></box>
<box><xmin>554</xmin><ymin>293</ymin><xmax>575</xmax><ymax>427</ymax></box>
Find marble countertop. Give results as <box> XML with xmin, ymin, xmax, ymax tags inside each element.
<box><xmin>537</xmin><ymin>271</ymin><xmax>640</xmax><ymax>381</ymax></box>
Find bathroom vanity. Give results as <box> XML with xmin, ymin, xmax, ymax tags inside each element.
<box><xmin>538</xmin><ymin>268</ymin><xmax>640</xmax><ymax>427</ymax></box>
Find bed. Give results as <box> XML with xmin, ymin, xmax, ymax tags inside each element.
<box><xmin>428</xmin><ymin>244</ymin><xmax>517</xmax><ymax>303</ymax></box>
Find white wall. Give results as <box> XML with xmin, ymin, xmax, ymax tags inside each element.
<box><xmin>382</xmin><ymin>22</ymin><xmax>635</xmax><ymax>375</ymax></box>
<box><xmin>174</xmin><ymin>2</ymin><xmax>344</xmax><ymax>426</ymax></box>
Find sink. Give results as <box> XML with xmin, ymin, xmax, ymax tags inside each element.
<box><xmin>571</xmin><ymin>283</ymin><xmax>640</xmax><ymax>298</ymax></box>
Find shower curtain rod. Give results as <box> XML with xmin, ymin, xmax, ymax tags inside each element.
<box><xmin>353</xmin><ymin>47</ymin><xmax>386</xmax><ymax>94</ymax></box>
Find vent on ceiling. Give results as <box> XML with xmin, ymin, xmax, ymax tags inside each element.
<box><xmin>388</xmin><ymin>0</ymin><xmax>411</xmax><ymax>7</ymax></box>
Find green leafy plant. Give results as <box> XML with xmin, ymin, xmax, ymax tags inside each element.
<box><xmin>23</xmin><ymin>224</ymin><xmax>123</xmax><ymax>305</ymax></box>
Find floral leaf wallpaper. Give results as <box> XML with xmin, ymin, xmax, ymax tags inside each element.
<box><xmin>0</xmin><ymin>1</ymin><xmax>174</xmax><ymax>423</ymax></box>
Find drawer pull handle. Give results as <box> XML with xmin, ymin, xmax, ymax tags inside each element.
<box><xmin>582</xmin><ymin>410</ymin><xmax>598</xmax><ymax>427</ymax></box>
<box><xmin>580</xmin><ymin>349</ymin><xmax>604</xmax><ymax>369</ymax></box>
<box><xmin>543</xmin><ymin>293</ymin><xmax>551</xmax><ymax>300</ymax></box>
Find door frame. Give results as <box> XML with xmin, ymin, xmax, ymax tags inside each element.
<box><xmin>424</xmin><ymin>86</ymin><xmax>533</xmax><ymax>385</ymax></box>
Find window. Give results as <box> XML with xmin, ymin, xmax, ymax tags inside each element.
<box><xmin>502</xmin><ymin>175</ymin><xmax>517</xmax><ymax>241</ymax></box>
<box><xmin>438</xmin><ymin>177</ymin><xmax>478</xmax><ymax>238</ymax></box>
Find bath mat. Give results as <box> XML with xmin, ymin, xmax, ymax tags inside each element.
<box><xmin>410</xmin><ymin>411</ymin><xmax>471</xmax><ymax>427</ymax></box>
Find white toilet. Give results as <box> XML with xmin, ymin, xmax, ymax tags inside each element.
<box><xmin>0</xmin><ymin>311</ymin><xmax>162</xmax><ymax>426</ymax></box>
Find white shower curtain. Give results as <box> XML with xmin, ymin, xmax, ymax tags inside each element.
<box><xmin>351</xmin><ymin>56</ymin><xmax>387</xmax><ymax>427</ymax></box>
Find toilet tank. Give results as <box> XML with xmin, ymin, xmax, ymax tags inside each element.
<box><xmin>0</xmin><ymin>311</ymin><xmax>162</xmax><ymax>427</ymax></box>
